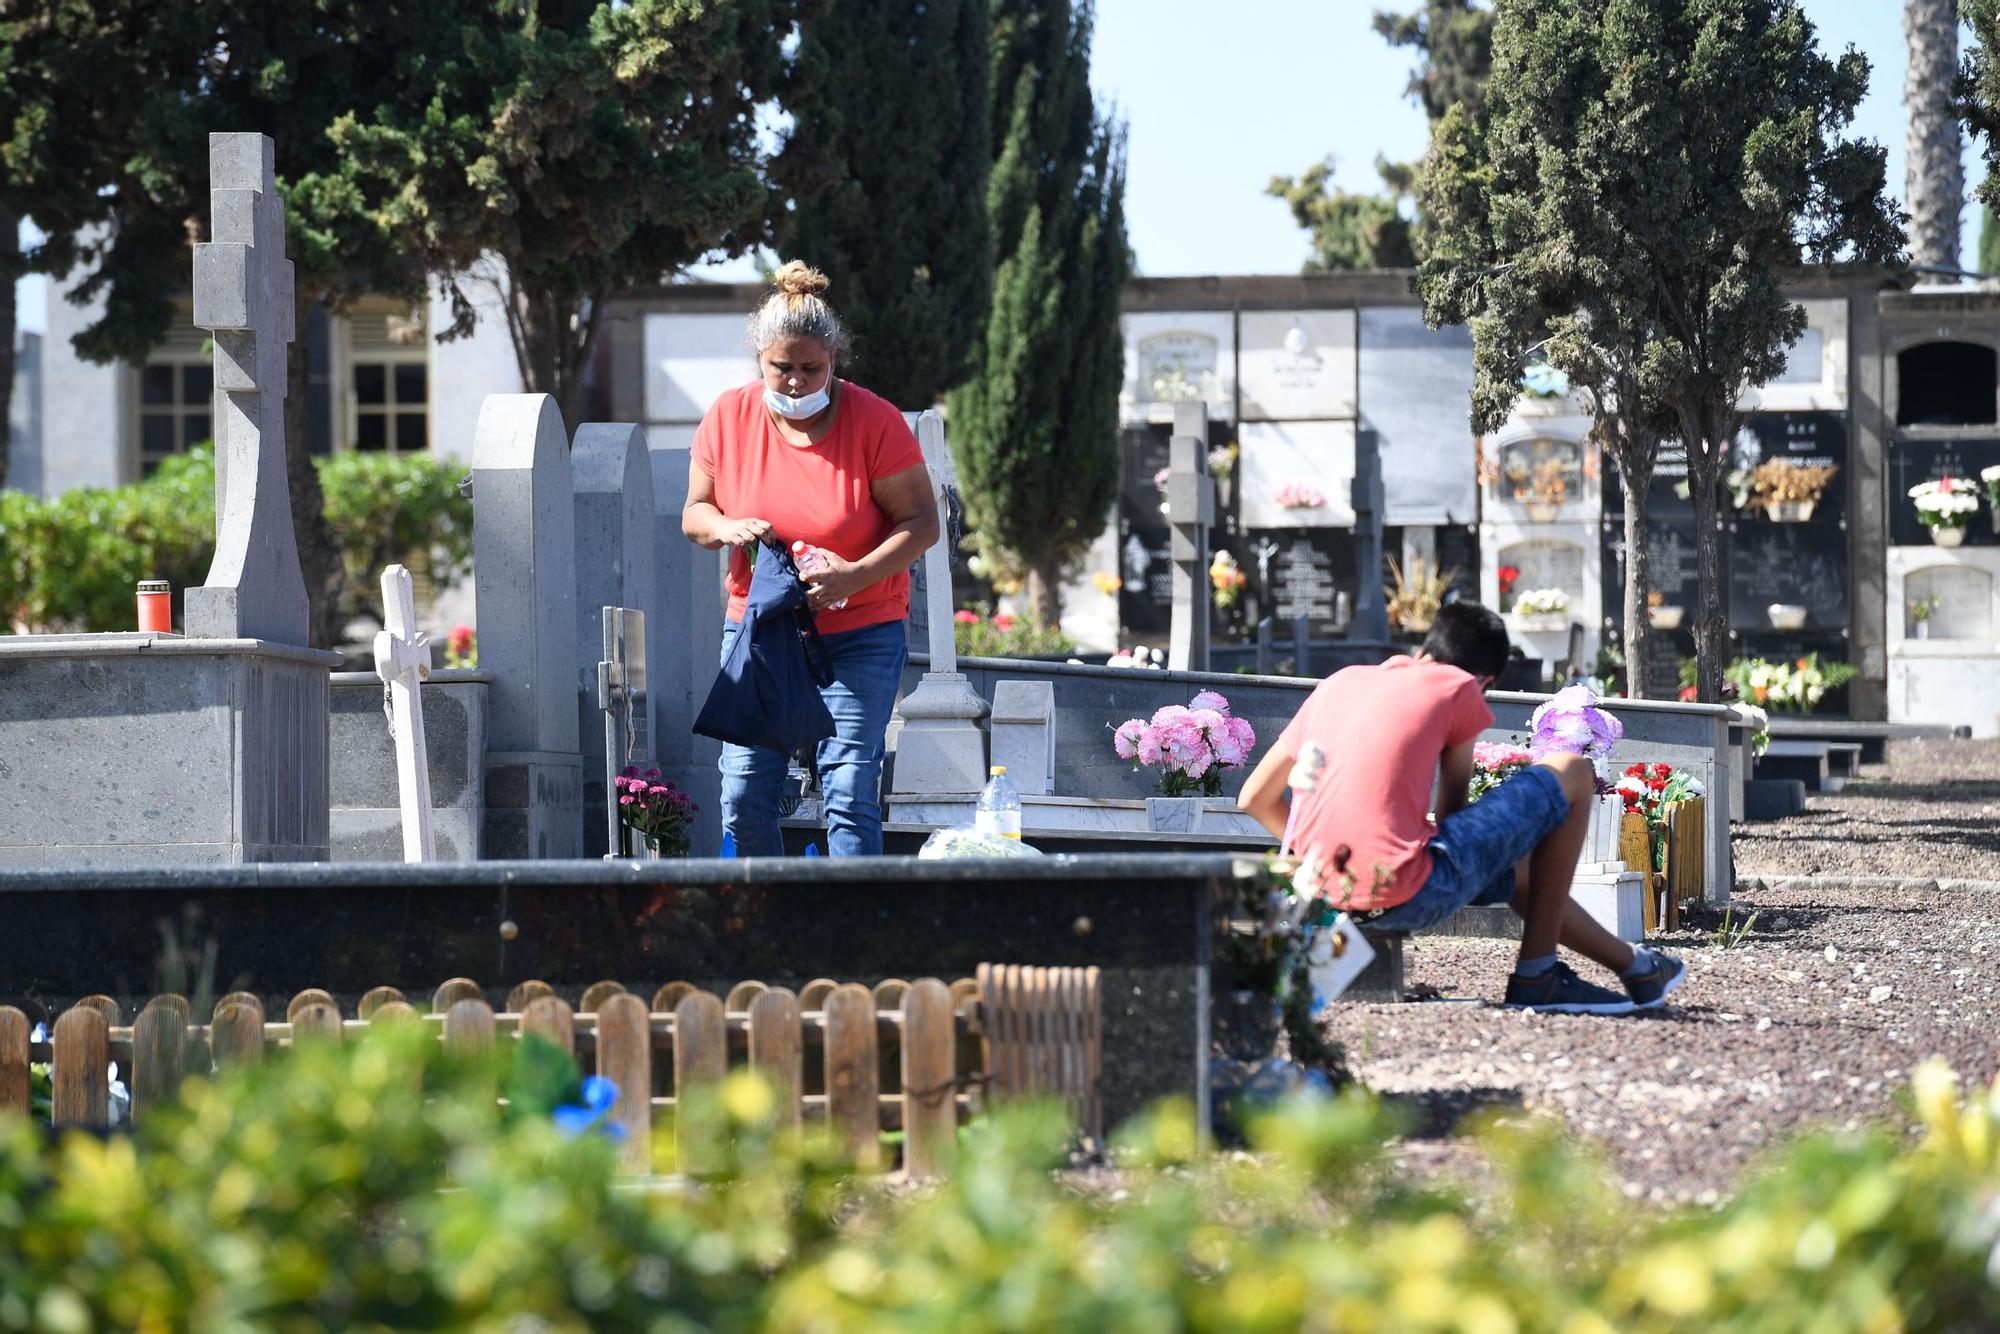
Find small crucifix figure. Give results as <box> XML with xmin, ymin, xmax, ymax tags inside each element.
<box><xmin>184</xmin><ymin>131</ymin><xmax>309</xmax><ymax>645</ymax></box>
<box><xmin>373</xmin><ymin>564</ymin><xmax>435</xmax><ymax>862</ymax></box>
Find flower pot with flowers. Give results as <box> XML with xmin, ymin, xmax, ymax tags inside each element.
<box><xmin>1113</xmin><ymin>691</ymin><xmax>1257</xmax><ymax>831</ymax></box>
<box><xmin>1386</xmin><ymin>555</ymin><xmax>1454</xmax><ymax>636</ymax></box>
<box><xmin>1496</xmin><ymin>563</ymin><xmax>1521</xmax><ymax>607</ymax></box>
<box><xmin>1507</xmin><ymin>587</ymin><xmax>1571</xmax><ymax>634</ymax></box>
<box><xmin>1209</xmin><ymin>549</ymin><xmax>1247</xmax><ymax>610</ymax></box>
<box><xmin>1908</xmin><ymin>593</ymin><xmax>1941</xmax><ymax>640</ymax></box>
<box><xmin>1646</xmin><ymin>589</ymin><xmax>1684</xmax><ymax>631</ymax></box>
<box><xmin>1749</xmin><ymin>459</ymin><xmax>1838</xmax><ymax>522</ymax></box>
<box><xmin>614</xmin><ymin>766</ymin><xmax>696</xmax><ymax>857</ymax></box>
<box><xmin>1984</xmin><ymin>465</ymin><xmax>2000</xmax><ymax>533</ymax></box>
<box><xmin>1910</xmin><ymin>477</ymin><xmax>1979</xmax><ymax>547</ymax></box>
<box><xmin>1717</xmin><ymin>653</ymin><xmax>1858</xmax><ymax>713</ymax></box>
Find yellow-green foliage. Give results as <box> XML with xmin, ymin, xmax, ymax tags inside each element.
<box><xmin>0</xmin><ymin>449</ymin><xmax>471</xmax><ymax>633</ymax></box>
<box><xmin>0</xmin><ymin>1031</ymin><xmax>1994</xmax><ymax>1331</ymax></box>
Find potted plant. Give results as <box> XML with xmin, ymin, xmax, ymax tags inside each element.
<box><xmin>1508</xmin><ymin>586</ymin><xmax>1571</xmax><ymax>633</ymax></box>
<box><xmin>1909</xmin><ymin>593</ymin><xmax>1941</xmax><ymax>640</ymax></box>
<box><xmin>1385</xmin><ymin>555</ymin><xmax>1455</xmax><ymax>635</ymax></box>
<box><xmin>1910</xmin><ymin>477</ymin><xmax>1979</xmax><ymax>547</ymax></box>
<box><xmin>1765</xmin><ymin>603</ymin><xmax>1808</xmax><ymax>631</ymax></box>
<box><xmin>1208</xmin><ymin>549</ymin><xmax>1246</xmax><ymax>610</ymax></box>
<box><xmin>1984</xmin><ymin>465</ymin><xmax>2000</xmax><ymax>534</ymax></box>
<box><xmin>1646</xmin><ymin>588</ymin><xmax>1684</xmax><ymax>631</ymax></box>
<box><xmin>1208</xmin><ymin>442</ymin><xmax>1238</xmax><ymax>510</ymax></box>
<box><xmin>1112</xmin><ymin>691</ymin><xmax>1257</xmax><ymax>830</ymax></box>
<box><xmin>1749</xmin><ymin>459</ymin><xmax>1838</xmax><ymax>522</ymax></box>
<box><xmin>614</xmin><ymin>766</ymin><xmax>696</xmax><ymax>858</ymax></box>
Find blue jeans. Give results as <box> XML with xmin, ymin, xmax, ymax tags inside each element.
<box><xmin>1362</xmin><ymin>765</ymin><xmax>1572</xmax><ymax>933</ymax></box>
<box><xmin>718</xmin><ymin>617</ymin><xmax>907</xmax><ymax>857</ymax></box>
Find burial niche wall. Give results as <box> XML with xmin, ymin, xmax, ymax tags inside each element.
<box><xmin>1905</xmin><ymin>564</ymin><xmax>1995</xmax><ymax>641</ymax></box>
<box><xmin>1496</xmin><ymin>537</ymin><xmax>1587</xmax><ymax>614</ymax></box>
<box><xmin>1897</xmin><ymin>341</ymin><xmax>1999</xmax><ymax>428</ymax></box>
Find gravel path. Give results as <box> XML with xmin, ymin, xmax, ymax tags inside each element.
<box><xmin>1735</xmin><ymin>738</ymin><xmax>2000</xmax><ymax>882</ymax></box>
<box><xmin>1324</xmin><ymin>740</ymin><xmax>2000</xmax><ymax>1202</ymax></box>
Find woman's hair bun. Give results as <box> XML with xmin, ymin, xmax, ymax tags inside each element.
<box><xmin>772</xmin><ymin>260</ymin><xmax>831</xmax><ymax>300</ymax></box>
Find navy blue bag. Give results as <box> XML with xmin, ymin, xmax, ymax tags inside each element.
<box><xmin>694</xmin><ymin>536</ymin><xmax>837</xmax><ymax>752</ymax></box>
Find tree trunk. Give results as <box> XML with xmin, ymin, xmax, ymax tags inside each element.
<box><xmin>1905</xmin><ymin>0</ymin><xmax>1965</xmax><ymax>272</ymax></box>
<box><xmin>1026</xmin><ymin>559</ymin><xmax>1063</xmax><ymax>626</ymax></box>
<box><xmin>1689</xmin><ymin>447</ymin><xmax>1727</xmax><ymax>705</ymax></box>
<box><xmin>1620</xmin><ymin>462</ymin><xmax>1653</xmax><ymax>698</ymax></box>
<box><xmin>507</xmin><ymin>280</ymin><xmax>594</xmax><ymax>434</ymax></box>
<box><xmin>0</xmin><ymin>207</ymin><xmax>18</xmax><ymax>494</ymax></box>
<box><xmin>286</xmin><ymin>288</ymin><xmax>346</xmax><ymax>649</ymax></box>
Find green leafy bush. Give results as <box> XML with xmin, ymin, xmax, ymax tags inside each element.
<box><xmin>318</xmin><ymin>451</ymin><xmax>474</xmax><ymax>624</ymax></box>
<box><xmin>0</xmin><ymin>1030</ymin><xmax>1994</xmax><ymax>1330</ymax></box>
<box><xmin>1</xmin><ymin>448</ymin><xmax>472</xmax><ymax>634</ymax></box>
<box><xmin>952</xmin><ymin>605</ymin><xmax>1076</xmax><ymax>659</ymax></box>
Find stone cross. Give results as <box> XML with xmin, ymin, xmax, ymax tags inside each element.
<box><xmin>184</xmin><ymin>132</ymin><xmax>309</xmax><ymax>645</ymax></box>
<box><xmin>889</xmin><ymin>410</ymin><xmax>990</xmax><ymax>795</ymax></box>
<box><xmin>372</xmin><ymin>564</ymin><xmax>435</xmax><ymax>862</ymax></box>
<box><xmin>1166</xmin><ymin>400</ymin><xmax>1214</xmax><ymax>672</ymax></box>
<box><xmin>1351</xmin><ymin>426</ymin><xmax>1391</xmax><ymax>641</ymax></box>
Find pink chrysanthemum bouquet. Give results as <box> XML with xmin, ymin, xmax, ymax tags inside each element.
<box><xmin>1113</xmin><ymin>690</ymin><xmax>1257</xmax><ymax>797</ymax></box>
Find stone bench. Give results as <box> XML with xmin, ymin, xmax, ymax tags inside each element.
<box><xmin>1758</xmin><ymin>739</ymin><xmax>1833</xmax><ymax>791</ymax></box>
<box><xmin>1765</xmin><ymin>716</ymin><xmax>1968</xmax><ymax>765</ymax></box>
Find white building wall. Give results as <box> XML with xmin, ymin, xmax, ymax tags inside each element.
<box><xmin>428</xmin><ymin>270</ymin><xmax>525</xmax><ymax>464</ymax></box>
<box><xmin>41</xmin><ymin>264</ymin><xmax>127</xmax><ymax>492</ymax></box>
<box><xmin>6</xmin><ymin>332</ymin><xmax>41</xmax><ymax>495</ymax></box>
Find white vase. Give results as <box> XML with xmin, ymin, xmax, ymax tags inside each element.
<box><xmin>1647</xmin><ymin>606</ymin><xmax>1685</xmax><ymax>631</ymax></box>
<box><xmin>1510</xmin><ymin>612</ymin><xmax>1569</xmax><ymax>634</ymax></box>
<box><xmin>1145</xmin><ymin>796</ymin><xmax>1204</xmax><ymax>834</ymax></box>
<box><xmin>1914</xmin><ymin>620</ymin><xmax>1932</xmax><ymax>641</ymax></box>
<box><xmin>1930</xmin><ymin>525</ymin><xmax>1968</xmax><ymax>548</ymax></box>
<box><xmin>1764</xmin><ymin>499</ymin><xmax>1815</xmax><ymax>523</ymax></box>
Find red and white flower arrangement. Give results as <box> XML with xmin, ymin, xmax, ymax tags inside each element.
<box><xmin>1468</xmin><ymin>741</ymin><xmax>1533</xmax><ymax>802</ymax></box>
<box><xmin>1613</xmin><ymin>762</ymin><xmax>1703</xmax><ymax>824</ymax></box>
<box><xmin>1113</xmin><ymin>690</ymin><xmax>1257</xmax><ymax>797</ymax></box>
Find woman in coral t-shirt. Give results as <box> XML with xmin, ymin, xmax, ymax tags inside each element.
<box><xmin>682</xmin><ymin>262</ymin><xmax>939</xmax><ymax>856</ymax></box>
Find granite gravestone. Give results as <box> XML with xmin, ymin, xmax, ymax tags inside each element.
<box><xmin>646</xmin><ymin>443</ymin><xmax>724</xmax><ymax>855</ymax></box>
<box><xmin>572</xmin><ymin>423</ymin><xmax>655</xmax><ymax>856</ymax></box>
<box><xmin>472</xmin><ymin>394</ymin><xmax>583</xmax><ymax>858</ymax></box>
<box><xmin>0</xmin><ymin>131</ymin><xmax>340</xmax><ymax>865</ymax></box>
<box><xmin>185</xmin><ymin>133</ymin><xmax>308</xmax><ymax>645</ymax></box>
<box><xmin>1165</xmin><ymin>401</ymin><xmax>1215</xmax><ymax>671</ymax></box>
<box><xmin>890</xmin><ymin>410</ymin><xmax>989</xmax><ymax>796</ymax></box>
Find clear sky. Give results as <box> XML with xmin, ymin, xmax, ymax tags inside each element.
<box><xmin>10</xmin><ymin>0</ymin><xmax>1984</xmax><ymax>336</ymax></box>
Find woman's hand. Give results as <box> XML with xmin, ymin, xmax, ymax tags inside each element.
<box><xmin>801</xmin><ymin>552</ymin><xmax>870</xmax><ymax>613</ymax></box>
<box><xmin>713</xmin><ymin>516</ymin><xmax>773</xmax><ymax>548</ymax></box>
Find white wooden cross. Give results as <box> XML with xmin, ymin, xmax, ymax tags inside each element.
<box><xmin>373</xmin><ymin>565</ymin><xmax>435</xmax><ymax>862</ymax></box>
<box><xmin>907</xmin><ymin>410</ymin><xmax>959</xmax><ymax>675</ymax></box>
<box><xmin>184</xmin><ymin>132</ymin><xmax>309</xmax><ymax>644</ymax></box>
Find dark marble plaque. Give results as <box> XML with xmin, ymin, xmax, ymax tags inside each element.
<box><xmin>1116</xmin><ymin>520</ymin><xmax>1174</xmax><ymax>637</ymax></box>
<box><xmin>1727</xmin><ymin>521</ymin><xmax>1847</xmax><ymax>629</ymax></box>
<box><xmin>1245</xmin><ymin>527</ymin><xmax>1356</xmax><ymax>637</ymax></box>
<box><xmin>1888</xmin><ymin>437</ymin><xmax>2000</xmax><ymax>547</ymax></box>
<box><xmin>1604</xmin><ymin>518</ymin><xmax>1703</xmax><ymax>623</ymax></box>
<box><xmin>1604</xmin><ymin>441</ymin><xmax>1695</xmax><ymax>517</ymax></box>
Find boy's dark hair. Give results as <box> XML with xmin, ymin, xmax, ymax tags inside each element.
<box><xmin>1420</xmin><ymin>601</ymin><xmax>1511</xmax><ymax>681</ymax></box>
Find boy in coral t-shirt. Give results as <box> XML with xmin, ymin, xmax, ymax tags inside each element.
<box><xmin>1237</xmin><ymin>603</ymin><xmax>1685</xmax><ymax>1014</ymax></box>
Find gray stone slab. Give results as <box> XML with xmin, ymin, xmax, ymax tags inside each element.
<box><xmin>327</xmin><ymin>671</ymin><xmax>488</xmax><ymax>860</ymax></box>
<box><xmin>645</xmin><ymin>444</ymin><xmax>725</xmax><ymax>855</ymax></box>
<box><xmin>482</xmin><ymin>751</ymin><xmax>583</xmax><ymax>860</ymax></box>
<box><xmin>1742</xmin><ymin>778</ymin><xmax>1807</xmax><ymax>821</ymax></box>
<box><xmin>0</xmin><ymin>636</ymin><xmax>336</xmax><ymax>863</ymax></box>
<box><xmin>572</xmin><ymin>423</ymin><xmax>655</xmax><ymax>856</ymax></box>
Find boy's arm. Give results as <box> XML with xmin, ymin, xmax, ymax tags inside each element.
<box><xmin>1237</xmin><ymin>742</ymin><xmax>1294</xmax><ymax>843</ymax></box>
<box><xmin>1433</xmin><ymin>739</ymin><xmax>1476</xmax><ymax>821</ymax></box>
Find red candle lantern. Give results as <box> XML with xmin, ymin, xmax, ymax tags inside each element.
<box><xmin>136</xmin><ymin>579</ymin><xmax>172</xmax><ymax>633</ymax></box>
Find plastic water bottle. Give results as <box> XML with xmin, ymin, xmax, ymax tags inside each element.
<box><xmin>975</xmin><ymin>765</ymin><xmax>1023</xmax><ymax>840</ymax></box>
<box><xmin>791</xmin><ymin>541</ymin><xmax>848</xmax><ymax>609</ymax></box>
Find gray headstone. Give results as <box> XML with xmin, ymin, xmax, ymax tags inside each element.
<box><xmin>184</xmin><ymin>132</ymin><xmax>308</xmax><ymax>645</ymax></box>
<box><xmin>646</xmin><ymin>442</ymin><xmax>725</xmax><ymax>855</ymax></box>
<box><xmin>472</xmin><ymin>393</ymin><xmax>582</xmax><ymax>857</ymax></box>
<box><xmin>572</xmin><ymin>423</ymin><xmax>655</xmax><ymax>855</ymax></box>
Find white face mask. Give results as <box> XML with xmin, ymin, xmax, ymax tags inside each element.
<box><xmin>764</xmin><ymin>384</ymin><xmax>831</xmax><ymax>419</ymax></box>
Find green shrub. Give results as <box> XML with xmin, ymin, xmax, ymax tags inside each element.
<box><xmin>0</xmin><ymin>1031</ymin><xmax>1994</xmax><ymax>1331</ymax></box>
<box><xmin>1</xmin><ymin>448</ymin><xmax>472</xmax><ymax>634</ymax></box>
<box><xmin>953</xmin><ymin>605</ymin><xmax>1076</xmax><ymax>659</ymax></box>
<box><xmin>318</xmin><ymin>450</ymin><xmax>474</xmax><ymax>624</ymax></box>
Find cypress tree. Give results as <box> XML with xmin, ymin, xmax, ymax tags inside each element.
<box><xmin>947</xmin><ymin>0</ymin><xmax>1130</xmax><ymax>622</ymax></box>
<box><xmin>778</xmin><ymin>0</ymin><xmax>993</xmax><ymax>410</ymax></box>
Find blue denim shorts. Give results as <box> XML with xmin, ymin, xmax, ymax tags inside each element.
<box><xmin>1362</xmin><ymin>765</ymin><xmax>1571</xmax><ymax>933</ymax></box>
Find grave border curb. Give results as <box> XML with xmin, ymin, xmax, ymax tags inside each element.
<box><xmin>1735</xmin><ymin>874</ymin><xmax>2000</xmax><ymax>896</ymax></box>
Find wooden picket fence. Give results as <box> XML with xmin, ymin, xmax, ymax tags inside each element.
<box><xmin>0</xmin><ymin>964</ymin><xmax>1102</xmax><ymax>1179</ymax></box>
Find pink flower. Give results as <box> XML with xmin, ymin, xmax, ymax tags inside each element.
<box><xmin>993</xmin><ymin>613</ymin><xmax>1016</xmax><ymax>631</ymax></box>
<box><xmin>645</xmin><ymin>768</ymin><xmax>661</xmax><ymax>780</ymax></box>
<box><xmin>954</xmin><ymin>610</ymin><xmax>979</xmax><ymax>624</ymax></box>
<box><xmin>1113</xmin><ymin>719</ymin><xmax>1147</xmax><ymax>761</ymax></box>
<box><xmin>618</xmin><ymin>794</ymin><xmax>635</xmax><ymax>806</ymax></box>
<box><xmin>647</xmin><ymin>785</ymin><xmax>670</xmax><ymax>798</ymax></box>
<box><xmin>1135</xmin><ymin>726</ymin><xmax>1165</xmax><ymax>767</ymax></box>
<box><xmin>1189</xmin><ymin>690</ymin><xmax>1230</xmax><ymax>715</ymax></box>
<box><xmin>1215</xmin><ymin>715</ymin><xmax>1256</xmax><ymax>766</ymax></box>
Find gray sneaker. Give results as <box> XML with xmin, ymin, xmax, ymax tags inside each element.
<box><xmin>1622</xmin><ymin>951</ymin><xmax>1687</xmax><ymax>1010</ymax></box>
<box><xmin>1502</xmin><ymin>961</ymin><xmax>1636</xmax><ymax>1015</ymax></box>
